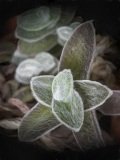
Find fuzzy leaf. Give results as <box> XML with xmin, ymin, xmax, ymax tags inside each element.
<box><xmin>59</xmin><ymin>21</ymin><xmax>95</xmax><ymax>80</ymax></box>
<box><xmin>73</xmin><ymin>111</ymin><xmax>104</xmax><ymax>150</ymax></box>
<box><xmin>18</xmin><ymin>103</ymin><xmax>60</xmax><ymax>142</ymax></box>
<box><xmin>52</xmin><ymin>90</ymin><xmax>84</xmax><ymax>132</ymax></box>
<box><xmin>98</xmin><ymin>90</ymin><xmax>120</xmax><ymax>115</ymax></box>
<box><xmin>74</xmin><ymin>80</ymin><xmax>113</xmax><ymax>111</ymax></box>
<box><xmin>30</xmin><ymin>76</ymin><xmax>54</xmax><ymax>107</ymax></box>
<box><xmin>52</xmin><ymin>69</ymin><xmax>73</xmax><ymax>101</ymax></box>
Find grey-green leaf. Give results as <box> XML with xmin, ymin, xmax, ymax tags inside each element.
<box><xmin>52</xmin><ymin>90</ymin><xmax>84</xmax><ymax>132</ymax></box>
<box><xmin>52</xmin><ymin>69</ymin><xmax>73</xmax><ymax>101</ymax></box>
<box><xmin>98</xmin><ymin>90</ymin><xmax>120</xmax><ymax>115</ymax></box>
<box><xmin>74</xmin><ymin>80</ymin><xmax>113</xmax><ymax>111</ymax></box>
<box><xmin>59</xmin><ymin>21</ymin><xmax>95</xmax><ymax>80</ymax></box>
<box><xmin>18</xmin><ymin>35</ymin><xmax>57</xmax><ymax>55</ymax></box>
<box><xmin>30</xmin><ymin>75</ymin><xmax>54</xmax><ymax>107</ymax></box>
<box><xmin>18</xmin><ymin>103</ymin><xmax>60</xmax><ymax>142</ymax></box>
<box><xmin>73</xmin><ymin>111</ymin><xmax>105</xmax><ymax>150</ymax></box>
<box><xmin>18</xmin><ymin>6</ymin><xmax>61</xmax><ymax>31</ymax></box>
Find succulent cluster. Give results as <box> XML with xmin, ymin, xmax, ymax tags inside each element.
<box><xmin>18</xmin><ymin>22</ymin><xmax>113</xmax><ymax>150</ymax></box>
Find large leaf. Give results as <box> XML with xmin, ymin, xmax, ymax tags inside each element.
<box><xmin>18</xmin><ymin>103</ymin><xmax>60</xmax><ymax>142</ymax></box>
<box><xmin>30</xmin><ymin>75</ymin><xmax>54</xmax><ymax>107</ymax></box>
<box><xmin>74</xmin><ymin>80</ymin><xmax>113</xmax><ymax>111</ymax></box>
<box><xmin>73</xmin><ymin>111</ymin><xmax>105</xmax><ymax>150</ymax></box>
<box><xmin>98</xmin><ymin>90</ymin><xmax>120</xmax><ymax>115</ymax></box>
<box><xmin>52</xmin><ymin>69</ymin><xmax>73</xmax><ymax>101</ymax></box>
<box><xmin>59</xmin><ymin>21</ymin><xmax>95</xmax><ymax>80</ymax></box>
<box><xmin>52</xmin><ymin>90</ymin><xmax>84</xmax><ymax>132</ymax></box>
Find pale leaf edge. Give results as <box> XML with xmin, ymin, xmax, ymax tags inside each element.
<box><xmin>30</xmin><ymin>75</ymin><xmax>54</xmax><ymax>108</ymax></box>
<box><xmin>75</xmin><ymin>80</ymin><xmax>113</xmax><ymax>112</ymax></box>
<box><xmin>18</xmin><ymin>102</ymin><xmax>61</xmax><ymax>142</ymax></box>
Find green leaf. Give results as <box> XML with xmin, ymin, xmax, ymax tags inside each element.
<box><xmin>59</xmin><ymin>21</ymin><xmax>95</xmax><ymax>80</ymax></box>
<box><xmin>73</xmin><ymin>111</ymin><xmax>105</xmax><ymax>150</ymax></box>
<box><xmin>15</xmin><ymin>26</ymin><xmax>55</xmax><ymax>43</ymax></box>
<box><xmin>52</xmin><ymin>90</ymin><xmax>84</xmax><ymax>132</ymax></box>
<box><xmin>74</xmin><ymin>80</ymin><xmax>113</xmax><ymax>111</ymax></box>
<box><xmin>18</xmin><ymin>35</ymin><xmax>57</xmax><ymax>55</ymax></box>
<box><xmin>98</xmin><ymin>90</ymin><xmax>120</xmax><ymax>115</ymax></box>
<box><xmin>30</xmin><ymin>75</ymin><xmax>54</xmax><ymax>107</ymax></box>
<box><xmin>52</xmin><ymin>69</ymin><xmax>73</xmax><ymax>101</ymax></box>
<box><xmin>18</xmin><ymin>6</ymin><xmax>61</xmax><ymax>31</ymax></box>
<box><xmin>18</xmin><ymin>103</ymin><xmax>60</xmax><ymax>142</ymax></box>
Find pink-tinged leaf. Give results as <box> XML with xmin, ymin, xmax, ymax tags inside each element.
<box><xmin>98</xmin><ymin>90</ymin><xmax>120</xmax><ymax>115</ymax></box>
<box><xmin>59</xmin><ymin>21</ymin><xmax>95</xmax><ymax>80</ymax></box>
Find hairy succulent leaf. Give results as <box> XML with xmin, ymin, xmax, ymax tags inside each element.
<box><xmin>52</xmin><ymin>90</ymin><xmax>84</xmax><ymax>132</ymax></box>
<box><xmin>98</xmin><ymin>90</ymin><xmax>120</xmax><ymax>115</ymax></box>
<box><xmin>52</xmin><ymin>69</ymin><xmax>73</xmax><ymax>101</ymax></box>
<box><xmin>30</xmin><ymin>75</ymin><xmax>54</xmax><ymax>107</ymax></box>
<box><xmin>59</xmin><ymin>21</ymin><xmax>95</xmax><ymax>80</ymax></box>
<box><xmin>74</xmin><ymin>80</ymin><xmax>113</xmax><ymax>111</ymax></box>
<box><xmin>73</xmin><ymin>112</ymin><xmax>104</xmax><ymax>150</ymax></box>
<box><xmin>18</xmin><ymin>103</ymin><xmax>60</xmax><ymax>142</ymax></box>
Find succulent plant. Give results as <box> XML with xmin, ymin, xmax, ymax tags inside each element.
<box><xmin>18</xmin><ymin>21</ymin><xmax>114</xmax><ymax>151</ymax></box>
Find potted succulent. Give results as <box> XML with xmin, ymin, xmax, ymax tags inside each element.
<box><xmin>18</xmin><ymin>21</ymin><xmax>119</xmax><ymax>151</ymax></box>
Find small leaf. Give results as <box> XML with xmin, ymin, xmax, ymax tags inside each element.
<box><xmin>18</xmin><ymin>6</ymin><xmax>61</xmax><ymax>31</ymax></box>
<box><xmin>18</xmin><ymin>103</ymin><xmax>60</xmax><ymax>142</ymax></box>
<box><xmin>30</xmin><ymin>75</ymin><xmax>54</xmax><ymax>107</ymax></box>
<box><xmin>59</xmin><ymin>21</ymin><xmax>95</xmax><ymax>80</ymax></box>
<box><xmin>56</xmin><ymin>26</ymin><xmax>73</xmax><ymax>46</ymax></box>
<box><xmin>52</xmin><ymin>69</ymin><xmax>73</xmax><ymax>101</ymax></box>
<box><xmin>15</xmin><ymin>59</ymin><xmax>41</xmax><ymax>84</ymax></box>
<box><xmin>98</xmin><ymin>90</ymin><xmax>120</xmax><ymax>115</ymax></box>
<box><xmin>52</xmin><ymin>90</ymin><xmax>84</xmax><ymax>132</ymax></box>
<box><xmin>74</xmin><ymin>80</ymin><xmax>113</xmax><ymax>111</ymax></box>
<box><xmin>34</xmin><ymin>52</ymin><xmax>57</xmax><ymax>73</ymax></box>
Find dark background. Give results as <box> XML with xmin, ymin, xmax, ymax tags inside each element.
<box><xmin>1</xmin><ymin>0</ymin><xmax>120</xmax><ymax>40</ymax></box>
<box><xmin>0</xmin><ymin>0</ymin><xmax>120</xmax><ymax>159</ymax></box>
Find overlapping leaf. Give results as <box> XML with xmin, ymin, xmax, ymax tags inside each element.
<box><xmin>30</xmin><ymin>76</ymin><xmax>54</xmax><ymax>107</ymax></box>
<box><xmin>18</xmin><ymin>6</ymin><xmax>61</xmax><ymax>31</ymax></box>
<box><xmin>73</xmin><ymin>112</ymin><xmax>104</xmax><ymax>150</ymax></box>
<box><xmin>74</xmin><ymin>80</ymin><xmax>113</xmax><ymax>111</ymax></box>
<box><xmin>52</xmin><ymin>70</ymin><xmax>73</xmax><ymax>101</ymax></box>
<box><xmin>59</xmin><ymin>21</ymin><xmax>95</xmax><ymax>80</ymax></box>
<box><xmin>18</xmin><ymin>103</ymin><xmax>60</xmax><ymax>142</ymax></box>
<box><xmin>98</xmin><ymin>90</ymin><xmax>120</xmax><ymax>115</ymax></box>
<box><xmin>52</xmin><ymin>90</ymin><xmax>84</xmax><ymax>131</ymax></box>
